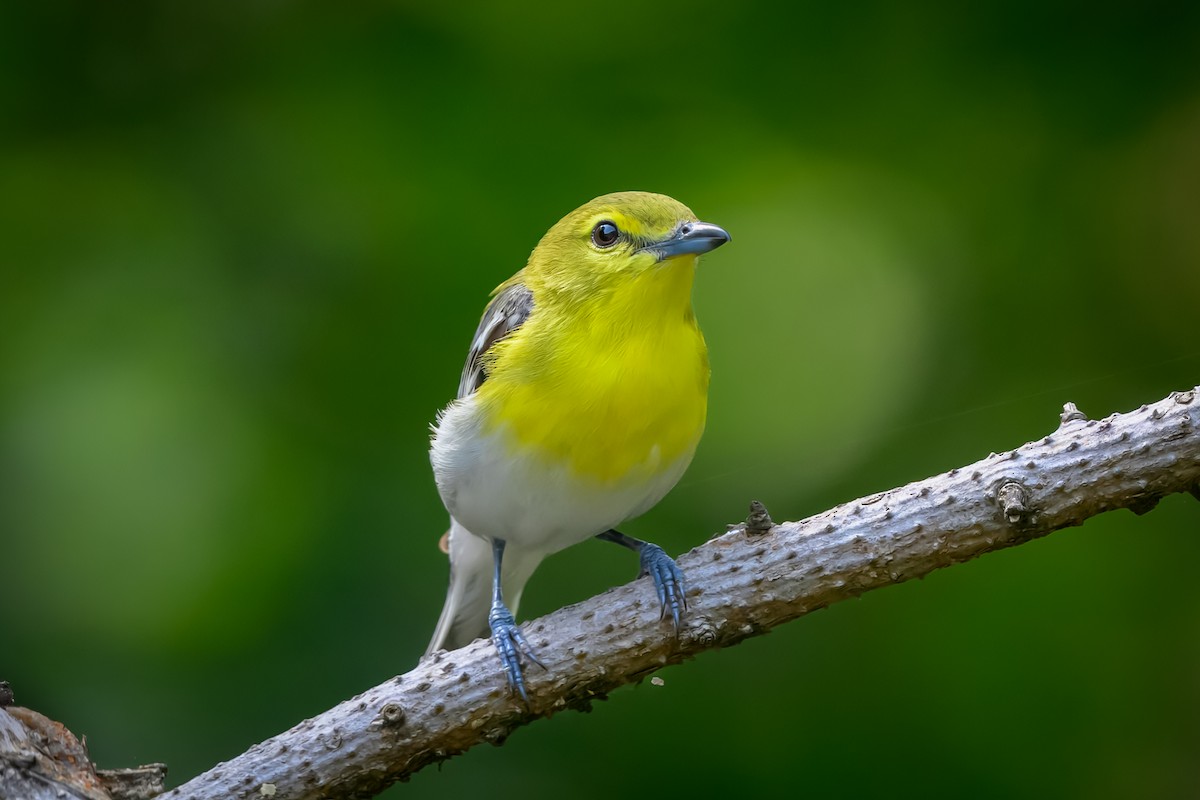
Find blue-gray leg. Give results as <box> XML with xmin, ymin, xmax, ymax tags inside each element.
<box><xmin>596</xmin><ymin>529</ymin><xmax>686</xmax><ymax>629</ymax></box>
<box><xmin>488</xmin><ymin>538</ymin><xmax>544</xmax><ymax>703</ymax></box>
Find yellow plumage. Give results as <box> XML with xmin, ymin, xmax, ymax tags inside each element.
<box><xmin>427</xmin><ymin>190</ymin><xmax>729</xmax><ymax>702</ymax></box>
<box><xmin>478</xmin><ymin>256</ymin><xmax>708</xmax><ymax>482</ymax></box>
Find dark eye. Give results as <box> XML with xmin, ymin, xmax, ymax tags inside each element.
<box><xmin>591</xmin><ymin>220</ymin><xmax>620</xmax><ymax>248</ymax></box>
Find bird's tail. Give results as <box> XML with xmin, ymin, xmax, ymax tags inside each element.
<box><xmin>425</xmin><ymin>518</ymin><xmax>544</xmax><ymax>655</ymax></box>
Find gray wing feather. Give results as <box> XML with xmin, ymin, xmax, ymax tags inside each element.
<box><xmin>428</xmin><ymin>282</ymin><xmax>533</xmax><ymax>654</ymax></box>
<box><xmin>457</xmin><ymin>282</ymin><xmax>534</xmax><ymax>398</ymax></box>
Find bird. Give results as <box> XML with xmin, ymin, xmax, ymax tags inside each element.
<box><xmin>426</xmin><ymin>191</ymin><xmax>730</xmax><ymax>701</ymax></box>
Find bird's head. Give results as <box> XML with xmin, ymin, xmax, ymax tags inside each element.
<box><xmin>524</xmin><ymin>191</ymin><xmax>730</xmax><ymax>294</ymax></box>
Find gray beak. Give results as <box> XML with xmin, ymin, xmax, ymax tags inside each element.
<box><xmin>644</xmin><ymin>221</ymin><xmax>731</xmax><ymax>260</ymax></box>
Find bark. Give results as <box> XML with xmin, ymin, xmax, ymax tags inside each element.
<box><xmin>15</xmin><ymin>387</ymin><xmax>1200</xmax><ymax>799</ymax></box>
<box><xmin>0</xmin><ymin>701</ymin><xmax>166</xmax><ymax>800</ymax></box>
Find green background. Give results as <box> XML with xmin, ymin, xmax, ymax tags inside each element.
<box><xmin>3</xmin><ymin>3</ymin><xmax>1200</xmax><ymax>798</ymax></box>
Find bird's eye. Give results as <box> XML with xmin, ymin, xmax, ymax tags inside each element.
<box><xmin>591</xmin><ymin>220</ymin><xmax>620</xmax><ymax>248</ymax></box>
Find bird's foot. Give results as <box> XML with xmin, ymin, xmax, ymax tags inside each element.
<box><xmin>488</xmin><ymin>601</ymin><xmax>545</xmax><ymax>703</ymax></box>
<box><xmin>638</xmin><ymin>543</ymin><xmax>686</xmax><ymax>630</ymax></box>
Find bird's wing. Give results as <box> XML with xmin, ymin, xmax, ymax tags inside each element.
<box><xmin>456</xmin><ymin>281</ymin><xmax>534</xmax><ymax>399</ymax></box>
<box><xmin>432</xmin><ymin>282</ymin><xmax>534</xmax><ymax>608</ymax></box>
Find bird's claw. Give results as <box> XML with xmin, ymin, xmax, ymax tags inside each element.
<box><xmin>488</xmin><ymin>602</ymin><xmax>545</xmax><ymax>703</ymax></box>
<box><xmin>638</xmin><ymin>543</ymin><xmax>686</xmax><ymax>630</ymax></box>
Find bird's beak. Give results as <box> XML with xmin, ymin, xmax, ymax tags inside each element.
<box><xmin>644</xmin><ymin>221</ymin><xmax>731</xmax><ymax>260</ymax></box>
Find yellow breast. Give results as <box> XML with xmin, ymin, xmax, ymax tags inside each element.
<box><xmin>477</xmin><ymin>260</ymin><xmax>709</xmax><ymax>484</ymax></box>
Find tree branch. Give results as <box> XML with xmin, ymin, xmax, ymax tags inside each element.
<box><xmin>159</xmin><ymin>387</ymin><xmax>1200</xmax><ymax>800</ymax></box>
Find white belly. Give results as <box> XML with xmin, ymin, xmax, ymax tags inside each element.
<box><xmin>430</xmin><ymin>395</ymin><xmax>696</xmax><ymax>554</ymax></box>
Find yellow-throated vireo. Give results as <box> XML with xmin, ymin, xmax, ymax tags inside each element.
<box><xmin>427</xmin><ymin>191</ymin><xmax>730</xmax><ymax>701</ymax></box>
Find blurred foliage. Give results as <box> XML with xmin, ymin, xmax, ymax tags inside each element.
<box><xmin>2</xmin><ymin>2</ymin><xmax>1200</xmax><ymax>798</ymax></box>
